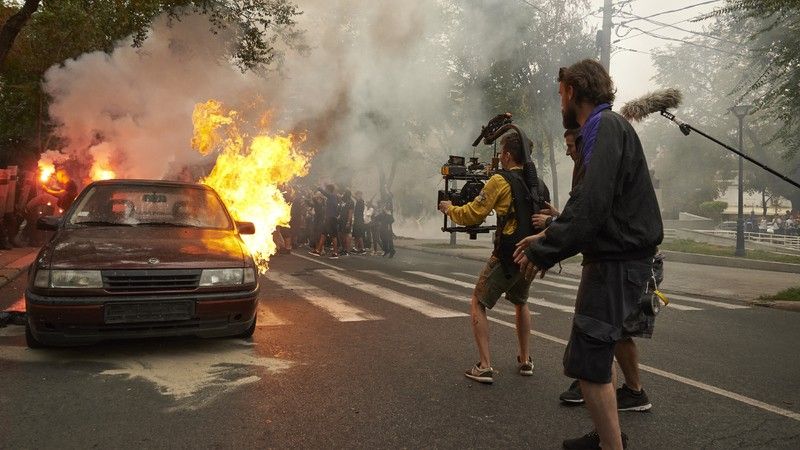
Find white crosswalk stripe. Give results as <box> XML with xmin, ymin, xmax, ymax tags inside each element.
<box><xmin>362</xmin><ymin>271</ymin><xmax>537</xmax><ymax>316</ymax></box>
<box><xmin>265</xmin><ymin>272</ymin><xmax>383</xmax><ymax>322</ymax></box>
<box><xmin>316</xmin><ymin>270</ymin><xmax>468</xmax><ymax>319</ymax></box>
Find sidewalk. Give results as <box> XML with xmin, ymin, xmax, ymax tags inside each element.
<box><xmin>395</xmin><ymin>238</ymin><xmax>800</xmax><ymax>310</ymax></box>
<box><xmin>0</xmin><ymin>247</ymin><xmax>39</xmax><ymax>324</ymax></box>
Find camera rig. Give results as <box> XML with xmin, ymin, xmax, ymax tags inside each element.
<box><xmin>438</xmin><ymin>113</ymin><xmax>539</xmax><ymax>239</ymax></box>
<box><xmin>438</xmin><ymin>155</ymin><xmax>498</xmax><ymax>239</ymax></box>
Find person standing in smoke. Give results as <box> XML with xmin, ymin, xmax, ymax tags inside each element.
<box><xmin>373</xmin><ymin>206</ymin><xmax>395</xmax><ymax>258</ymax></box>
<box><xmin>312</xmin><ymin>184</ymin><xmax>340</xmax><ymax>258</ymax></box>
<box><xmin>337</xmin><ymin>190</ymin><xmax>355</xmax><ymax>256</ymax></box>
<box><xmin>514</xmin><ymin>60</ymin><xmax>663</xmax><ymax>450</ymax></box>
<box><xmin>352</xmin><ymin>191</ymin><xmax>366</xmax><ymax>254</ymax></box>
<box><xmin>42</xmin><ymin>168</ymin><xmax>77</xmax><ymax>212</ymax></box>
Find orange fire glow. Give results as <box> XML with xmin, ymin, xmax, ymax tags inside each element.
<box><xmin>192</xmin><ymin>100</ymin><xmax>310</xmax><ymax>272</ymax></box>
<box><xmin>39</xmin><ymin>161</ymin><xmax>55</xmax><ymax>183</ymax></box>
<box><xmin>90</xmin><ymin>165</ymin><xmax>116</xmax><ymax>181</ymax></box>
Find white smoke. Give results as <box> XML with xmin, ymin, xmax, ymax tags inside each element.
<box><xmin>43</xmin><ymin>0</ymin><xmax>578</xmax><ymax>217</ymax></box>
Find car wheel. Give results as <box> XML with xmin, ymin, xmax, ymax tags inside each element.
<box><xmin>237</xmin><ymin>313</ymin><xmax>257</xmax><ymax>339</ymax></box>
<box><xmin>25</xmin><ymin>324</ymin><xmax>46</xmax><ymax>349</ymax></box>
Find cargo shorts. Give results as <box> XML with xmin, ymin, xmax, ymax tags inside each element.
<box><xmin>473</xmin><ymin>256</ymin><xmax>532</xmax><ymax>309</ymax></box>
<box><xmin>563</xmin><ymin>257</ymin><xmax>656</xmax><ymax>384</ymax></box>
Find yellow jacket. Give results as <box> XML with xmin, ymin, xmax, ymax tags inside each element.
<box><xmin>446</xmin><ymin>168</ymin><xmax>520</xmax><ymax>236</ymax></box>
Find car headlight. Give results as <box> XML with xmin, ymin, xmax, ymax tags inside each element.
<box><xmin>33</xmin><ymin>269</ymin><xmax>50</xmax><ymax>288</ymax></box>
<box><xmin>199</xmin><ymin>269</ymin><xmax>244</xmax><ymax>287</ymax></box>
<box><xmin>47</xmin><ymin>270</ymin><xmax>103</xmax><ymax>288</ymax></box>
<box><xmin>244</xmin><ymin>267</ymin><xmax>256</xmax><ymax>284</ymax></box>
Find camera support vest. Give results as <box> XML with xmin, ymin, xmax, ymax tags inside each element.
<box><xmin>494</xmin><ymin>170</ymin><xmax>542</xmax><ymax>278</ymax></box>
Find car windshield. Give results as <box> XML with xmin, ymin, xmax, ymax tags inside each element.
<box><xmin>67</xmin><ymin>184</ymin><xmax>233</xmax><ymax>229</ymax></box>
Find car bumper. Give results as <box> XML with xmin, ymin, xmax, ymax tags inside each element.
<box><xmin>25</xmin><ymin>287</ymin><xmax>259</xmax><ymax>346</ymax></box>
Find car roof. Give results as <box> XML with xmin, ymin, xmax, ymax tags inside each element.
<box><xmin>88</xmin><ymin>179</ymin><xmax>213</xmax><ymax>190</ymax></box>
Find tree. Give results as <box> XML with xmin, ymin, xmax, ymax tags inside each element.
<box><xmin>0</xmin><ymin>0</ymin><xmax>302</xmax><ymax>73</ymax></box>
<box><xmin>707</xmin><ymin>1</ymin><xmax>800</xmax><ymax>157</ymax></box>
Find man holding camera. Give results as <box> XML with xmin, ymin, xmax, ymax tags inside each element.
<box><xmin>438</xmin><ymin>133</ymin><xmax>547</xmax><ymax>384</ymax></box>
<box><xmin>514</xmin><ymin>59</ymin><xmax>662</xmax><ymax>450</ymax></box>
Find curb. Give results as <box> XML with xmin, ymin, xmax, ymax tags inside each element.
<box><xmin>661</xmin><ymin>250</ymin><xmax>800</xmax><ymax>274</ymax></box>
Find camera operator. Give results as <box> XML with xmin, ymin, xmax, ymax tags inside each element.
<box><xmin>438</xmin><ymin>132</ymin><xmax>548</xmax><ymax>384</ymax></box>
<box><xmin>513</xmin><ymin>59</ymin><xmax>662</xmax><ymax>450</ymax></box>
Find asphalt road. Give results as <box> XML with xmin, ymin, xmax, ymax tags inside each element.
<box><xmin>1</xmin><ymin>247</ymin><xmax>799</xmax><ymax>449</ymax></box>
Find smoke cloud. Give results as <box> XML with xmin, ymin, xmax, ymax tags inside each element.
<box><xmin>43</xmin><ymin>1</ymin><xmax>573</xmax><ymax>222</ymax></box>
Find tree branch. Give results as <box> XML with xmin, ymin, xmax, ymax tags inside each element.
<box><xmin>0</xmin><ymin>0</ymin><xmax>41</xmax><ymax>72</ymax></box>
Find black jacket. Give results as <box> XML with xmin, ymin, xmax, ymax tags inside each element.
<box><xmin>526</xmin><ymin>109</ymin><xmax>663</xmax><ymax>268</ymax></box>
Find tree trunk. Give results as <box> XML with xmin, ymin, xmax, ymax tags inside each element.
<box><xmin>0</xmin><ymin>0</ymin><xmax>41</xmax><ymax>73</ymax></box>
<box><xmin>761</xmin><ymin>190</ymin><xmax>767</xmax><ymax>217</ymax></box>
<box><xmin>546</xmin><ymin>132</ymin><xmax>558</xmax><ymax>209</ymax></box>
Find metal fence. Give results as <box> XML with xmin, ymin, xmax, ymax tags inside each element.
<box><xmin>702</xmin><ymin>229</ymin><xmax>800</xmax><ymax>251</ymax></box>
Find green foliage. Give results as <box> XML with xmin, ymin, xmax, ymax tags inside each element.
<box><xmin>758</xmin><ymin>286</ymin><xmax>800</xmax><ymax>302</ymax></box>
<box><xmin>697</xmin><ymin>201</ymin><xmax>728</xmax><ymax>221</ymax></box>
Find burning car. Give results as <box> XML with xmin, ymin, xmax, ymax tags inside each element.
<box><xmin>25</xmin><ymin>179</ymin><xmax>259</xmax><ymax>348</ymax></box>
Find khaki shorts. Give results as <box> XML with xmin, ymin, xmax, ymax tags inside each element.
<box><xmin>473</xmin><ymin>256</ymin><xmax>532</xmax><ymax>309</ymax></box>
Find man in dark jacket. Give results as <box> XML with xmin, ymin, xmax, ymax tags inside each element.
<box><xmin>514</xmin><ymin>59</ymin><xmax>662</xmax><ymax>450</ymax></box>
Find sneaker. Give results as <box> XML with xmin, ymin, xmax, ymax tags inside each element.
<box><xmin>308</xmin><ymin>250</ymin><xmax>322</xmax><ymax>257</ymax></box>
<box><xmin>329</xmin><ymin>253</ymin><xmax>339</xmax><ymax>259</ymax></box>
<box><xmin>616</xmin><ymin>384</ymin><xmax>652</xmax><ymax>411</ymax></box>
<box><xmin>388</xmin><ymin>249</ymin><xmax>396</xmax><ymax>258</ymax></box>
<box><xmin>517</xmin><ymin>356</ymin><xmax>534</xmax><ymax>376</ymax></box>
<box><xmin>464</xmin><ymin>363</ymin><xmax>493</xmax><ymax>384</ymax></box>
<box><xmin>562</xmin><ymin>430</ymin><xmax>628</xmax><ymax>450</ymax></box>
<box><xmin>559</xmin><ymin>380</ymin><xmax>584</xmax><ymax>404</ymax></box>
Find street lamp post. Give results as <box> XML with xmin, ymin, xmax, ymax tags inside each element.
<box><xmin>731</xmin><ymin>105</ymin><xmax>752</xmax><ymax>257</ymax></box>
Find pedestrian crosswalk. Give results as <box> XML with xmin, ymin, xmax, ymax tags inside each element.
<box><xmin>256</xmin><ymin>264</ymin><xmax>750</xmax><ymax>327</ymax></box>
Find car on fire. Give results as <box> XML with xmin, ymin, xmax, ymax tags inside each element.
<box><xmin>25</xmin><ymin>179</ymin><xmax>259</xmax><ymax>348</ymax></box>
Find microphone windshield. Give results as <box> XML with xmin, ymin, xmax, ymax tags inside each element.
<box><xmin>620</xmin><ymin>88</ymin><xmax>682</xmax><ymax>122</ymax></box>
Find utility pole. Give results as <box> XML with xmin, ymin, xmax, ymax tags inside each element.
<box><xmin>600</xmin><ymin>0</ymin><xmax>613</xmax><ymax>70</ymax></box>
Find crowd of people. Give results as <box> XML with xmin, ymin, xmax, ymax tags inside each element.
<box><xmin>273</xmin><ymin>184</ymin><xmax>396</xmax><ymax>259</ymax></box>
<box><xmin>752</xmin><ymin>211</ymin><xmax>799</xmax><ymax>235</ymax></box>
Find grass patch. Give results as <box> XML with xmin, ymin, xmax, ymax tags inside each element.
<box><xmin>661</xmin><ymin>239</ymin><xmax>800</xmax><ymax>265</ymax></box>
<box><xmin>758</xmin><ymin>287</ymin><xmax>800</xmax><ymax>302</ymax></box>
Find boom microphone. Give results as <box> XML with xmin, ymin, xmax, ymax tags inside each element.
<box><xmin>620</xmin><ymin>88</ymin><xmax>683</xmax><ymax>122</ymax></box>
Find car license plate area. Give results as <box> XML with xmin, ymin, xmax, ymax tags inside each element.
<box><xmin>104</xmin><ymin>301</ymin><xmax>194</xmax><ymax>324</ymax></box>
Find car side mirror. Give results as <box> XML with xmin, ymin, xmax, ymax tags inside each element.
<box><xmin>37</xmin><ymin>216</ymin><xmax>61</xmax><ymax>231</ymax></box>
<box><xmin>236</xmin><ymin>221</ymin><xmax>255</xmax><ymax>235</ymax></box>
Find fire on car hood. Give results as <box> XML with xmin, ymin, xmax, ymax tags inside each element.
<box><xmin>46</xmin><ymin>227</ymin><xmax>246</xmax><ymax>270</ymax></box>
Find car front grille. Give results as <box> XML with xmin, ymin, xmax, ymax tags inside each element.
<box><xmin>102</xmin><ymin>269</ymin><xmax>201</xmax><ymax>293</ymax></box>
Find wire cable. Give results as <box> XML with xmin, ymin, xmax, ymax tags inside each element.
<box><xmin>617</xmin><ymin>0</ymin><xmax>723</xmax><ymax>26</ymax></box>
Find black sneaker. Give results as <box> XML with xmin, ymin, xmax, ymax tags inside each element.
<box><xmin>464</xmin><ymin>363</ymin><xmax>493</xmax><ymax>384</ymax></box>
<box><xmin>562</xmin><ymin>430</ymin><xmax>628</xmax><ymax>450</ymax></box>
<box><xmin>559</xmin><ymin>380</ymin><xmax>584</xmax><ymax>404</ymax></box>
<box><xmin>517</xmin><ymin>356</ymin><xmax>534</xmax><ymax>376</ymax></box>
<box><xmin>617</xmin><ymin>384</ymin><xmax>652</xmax><ymax>411</ymax></box>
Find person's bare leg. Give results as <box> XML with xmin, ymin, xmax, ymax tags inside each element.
<box><xmin>514</xmin><ymin>303</ymin><xmax>531</xmax><ymax>363</ymax></box>
<box><xmin>580</xmin><ymin>380</ymin><xmax>623</xmax><ymax>450</ymax></box>
<box><xmin>315</xmin><ymin>234</ymin><xmax>325</xmax><ymax>253</ymax></box>
<box><xmin>470</xmin><ymin>295</ymin><xmax>491</xmax><ymax>368</ymax></box>
<box><xmin>615</xmin><ymin>337</ymin><xmax>641</xmax><ymax>390</ymax></box>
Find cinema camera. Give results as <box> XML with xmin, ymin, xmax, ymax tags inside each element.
<box><xmin>437</xmin><ymin>154</ymin><xmax>498</xmax><ymax>239</ymax></box>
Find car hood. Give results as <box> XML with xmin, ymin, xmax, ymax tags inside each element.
<box><xmin>46</xmin><ymin>227</ymin><xmax>247</xmax><ymax>269</ymax></box>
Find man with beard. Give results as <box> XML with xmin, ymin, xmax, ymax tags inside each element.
<box><xmin>514</xmin><ymin>59</ymin><xmax>662</xmax><ymax>450</ymax></box>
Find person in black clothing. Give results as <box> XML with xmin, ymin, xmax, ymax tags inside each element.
<box><xmin>352</xmin><ymin>191</ymin><xmax>366</xmax><ymax>254</ymax></box>
<box><xmin>337</xmin><ymin>190</ymin><xmax>355</xmax><ymax>255</ymax></box>
<box><xmin>312</xmin><ymin>184</ymin><xmax>340</xmax><ymax>258</ymax></box>
<box><xmin>43</xmin><ymin>169</ymin><xmax>77</xmax><ymax>212</ymax></box>
<box><xmin>373</xmin><ymin>207</ymin><xmax>395</xmax><ymax>257</ymax></box>
<box><xmin>514</xmin><ymin>60</ymin><xmax>663</xmax><ymax>450</ymax></box>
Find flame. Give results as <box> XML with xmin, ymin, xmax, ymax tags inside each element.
<box><xmin>192</xmin><ymin>100</ymin><xmax>309</xmax><ymax>272</ymax></box>
<box><xmin>90</xmin><ymin>165</ymin><xmax>116</xmax><ymax>181</ymax></box>
<box><xmin>39</xmin><ymin>160</ymin><xmax>55</xmax><ymax>183</ymax></box>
